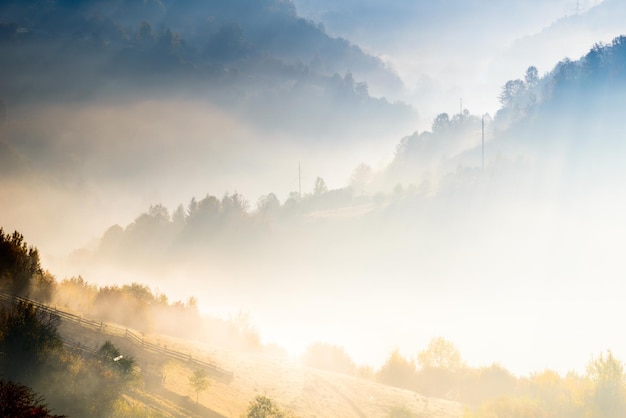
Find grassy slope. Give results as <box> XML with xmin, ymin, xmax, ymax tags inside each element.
<box><xmin>58</xmin><ymin>313</ymin><xmax>464</xmax><ymax>418</ymax></box>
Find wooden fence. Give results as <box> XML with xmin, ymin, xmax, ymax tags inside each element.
<box><xmin>0</xmin><ymin>292</ymin><xmax>234</xmax><ymax>381</ymax></box>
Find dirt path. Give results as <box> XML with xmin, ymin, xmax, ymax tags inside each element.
<box><xmin>312</xmin><ymin>374</ymin><xmax>368</xmax><ymax>418</ymax></box>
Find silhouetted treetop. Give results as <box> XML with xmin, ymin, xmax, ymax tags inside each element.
<box><xmin>497</xmin><ymin>35</ymin><xmax>626</xmax><ymax>121</ymax></box>
<box><xmin>0</xmin><ymin>300</ymin><xmax>62</xmax><ymax>382</ymax></box>
<box><xmin>0</xmin><ymin>229</ymin><xmax>42</xmax><ymax>296</ymax></box>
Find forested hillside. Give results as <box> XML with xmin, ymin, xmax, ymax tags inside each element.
<box><xmin>0</xmin><ymin>0</ymin><xmax>410</xmax><ymax>135</ymax></box>
<box><xmin>56</xmin><ymin>36</ymin><xmax>626</xmax><ymax>388</ymax></box>
<box><xmin>389</xmin><ymin>34</ymin><xmax>626</xmax><ymax>184</ymax></box>
<box><xmin>5</xmin><ymin>2</ymin><xmax>626</xmax><ymax>416</ymax></box>
<box><xmin>59</xmin><ymin>34</ymin><xmax>626</xmax><ymax>290</ymax></box>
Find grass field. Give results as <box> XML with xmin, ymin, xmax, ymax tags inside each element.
<box><xmin>58</xmin><ymin>316</ymin><xmax>464</xmax><ymax>418</ymax></box>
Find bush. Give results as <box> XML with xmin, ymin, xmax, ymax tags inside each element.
<box><xmin>245</xmin><ymin>395</ymin><xmax>297</xmax><ymax>418</ymax></box>
<box><xmin>98</xmin><ymin>340</ymin><xmax>136</xmax><ymax>375</ymax></box>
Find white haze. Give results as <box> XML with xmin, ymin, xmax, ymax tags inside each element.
<box><xmin>46</xmin><ymin>134</ymin><xmax>626</xmax><ymax>378</ymax></box>
<box><xmin>3</xmin><ymin>0</ymin><xmax>626</xmax><ymax>379</ymax></box>
<box><xmin>2</xmin><ymin>98</ymin><xmax>412</xmax><ymax>257</ymax></box>
<box><xmin>294</xmin><ymin>0</ymin><xmax>611</xmax><ymax>128</ymax></box>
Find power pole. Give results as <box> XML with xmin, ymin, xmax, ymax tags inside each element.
<box><xmin>481</xmin><ymin>115</ymin><xmax>485</xmax><ymax>174</ymax></box>
<box><xmin>0</xmin><ymin>99</ymin><xmax>7</xmax><ymax>127</ymax></box>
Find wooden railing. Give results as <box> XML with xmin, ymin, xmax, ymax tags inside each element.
<box><xmin>0</xmin><ymin>292</ymin><xmax>234</xmax><ymax>381</ymax></box>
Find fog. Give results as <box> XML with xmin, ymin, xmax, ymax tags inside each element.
<box><xmin>294</xmin><ymin>0</ymin><xmax>616</xmax><ymax>129</ymax></box>
<box><xmin>3</xmin><ymin>0</ymin><xmax>626</xmax><ymax>384</ymax></box>
<box><xmin>1</xmin><ymin>95</ymin><xmax>412</xmax><ymax>256</ymax></box>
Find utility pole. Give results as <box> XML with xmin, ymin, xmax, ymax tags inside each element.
<box><xmin>0</xmin><ymin>99</ymin><xmax>7</xmax><ymax>127</ymax></box>
<box><xmin>481</xmin><ymin>115</ymin><xmax>485</xmax><ymax>174</ymax></box>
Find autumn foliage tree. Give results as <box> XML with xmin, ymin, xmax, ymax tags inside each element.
<box><xmin>417</xmin><ymin>337</ymin><xmax>462</xmax><ymax>371</ymax></box>
<box><xmin>0</xmin><ymin>380</ymin><xmax>65</xmax><ymax>418</ymax></box>
<box><xmin>586</xmin><ymin>350</ymin><xmax>626</xmax><ymax>417</ymax></box>
<box><xmin>414</xmin><ymin>337</ymin><xmax>463</xmax><ymax>398</ymax></box>
<box><xmin>377</xmin><ymin>349</ymin><xmax>416</xmax><ymax>389</ymax></box>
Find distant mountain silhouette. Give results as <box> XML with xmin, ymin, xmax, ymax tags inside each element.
<box><xmin>0</xmin><ymin>0</ymin><xmax>414</xmax><ymax>137</ymax></box>
<box><xmin>0</xmin><ymin>0</ymin><xmax>401</xmax><ymax>100</ymax></box>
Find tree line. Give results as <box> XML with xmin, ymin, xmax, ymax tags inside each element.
<box><xmin>0</xmin><ymin>0</ymin><xmax>412</xmax><ymax>137</ymax></box>
<box><xmin>5</xmin><ymin>227</ymin><xmax>626</xmax><ymax>417</ymax></box>
<box><xmin>495</xmin><ymin>35</ymin><xmax>626</xmax><ymax>129</ymax></box>
<box><xmin>302</xmin><ymin>337</ymin><xmax>626</xmax><ymax>417</ymax></box>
